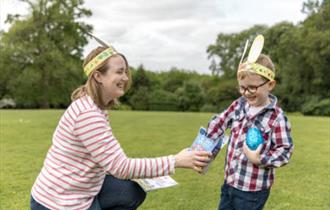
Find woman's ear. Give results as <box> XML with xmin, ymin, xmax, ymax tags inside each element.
<box><xmin>93</xmin><ymin>71</ymin><xmax>103</xmax><ymax>84</ymax></box>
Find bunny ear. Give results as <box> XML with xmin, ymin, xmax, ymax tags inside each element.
<box><xmin>87</xmin><ymin>32</ymin><xmax>110</xmax><ymax>48</ymax></box>
<box><xmin>239</xmin><ymin>39</ymin><xmax>249</xmax><ymax>65</ymax></box>
<box><xmin>247</xmin><ymin>35</ymin><xmax>264</xmax><ymax>63</ymax></box>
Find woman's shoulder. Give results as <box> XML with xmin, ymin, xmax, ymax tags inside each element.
<box><xmin>69</xmin><ymin>95</ymin><xmax>102</xmax><ymax>116</ymax></box>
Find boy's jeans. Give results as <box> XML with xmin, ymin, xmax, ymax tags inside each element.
<box><xmin>218</xmin><ymin>182</ymin><xmax>270</xmax><ymax>210</ymax></box>
<box><xmin>30</xmin><ymin>175</ymin><xmax>146</xmax><ymax>210</ymax></box>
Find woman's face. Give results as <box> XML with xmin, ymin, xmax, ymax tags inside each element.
<box><xmin>95</xmin><ymin>55</ymin><xmax>129</xmax><ymax>102</ymax></box>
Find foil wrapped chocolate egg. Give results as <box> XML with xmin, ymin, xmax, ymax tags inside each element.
<box><xmin>246</xmin><ymin>127</ymin><xmax>264</xmax><ymax>150</ymax></box>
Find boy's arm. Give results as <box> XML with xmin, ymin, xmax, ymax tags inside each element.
<box><xmin>206</xmin><ymin>99</ymin><xmax>239</xmax><ymax>156</ymax></box>
<box><xmin>259</xmin><ymin>115</ymin><xmax>294</xmax><ymax>168</ymax></box>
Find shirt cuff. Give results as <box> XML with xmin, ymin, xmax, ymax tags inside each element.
<box><xmin>169</xmin><ymin>155</ymin><xmax>176</xmax><ymax>175</ymax></box>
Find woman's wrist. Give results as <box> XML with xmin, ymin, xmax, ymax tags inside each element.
<box><xmin>172</xmin><ymin>154</ymin><xmax>178</xmax><ymax>168</ymax></box>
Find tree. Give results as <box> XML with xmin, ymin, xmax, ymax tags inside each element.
<box><xmin>207</xmin><ymin>25</ymin><xmax>268</xmax><ymax>78</ymax></box>
<box><xmin>129</xmin><ymin>87</ymin><xmax>149</xmax><ymax>110</ymax></box>
<box><xmin>0</xmin><ymin>0</ymin><xmax>92</xmax><ymax>108</ymax></box>
<box><xmin>125</xmin><ymin>65</ymin><xmax>152</xmax><ymax>110</ymax></box>
<box><xmin>302</xmin><ymin>0</ymin><xmax>321</xmax><ymax>15</ymax></box>
<box><xmin>176</xmin><ymin>81</ymin><xmax>204</xmax><ymax>112</ymax></box>
<box><xmin>271</xmin><ymin>0</ymin><xmax>330</xmax><ymax>114</ymax></box>
<box><xmin>148</xmin><ymin>89</ymin><xmax>179</xmax><ymax>111</ymax></box>
<box><xmin>205</xmin><ymin>0</ymin><xmax>330</xmax><ymax>115</ymax></box>
<box><xmin>131</xmin><ymin>65</ymin><xmax>151</xmax><ymax>90</ymax></box>
<box><xmin>209</xmin><ymin>58</ymin><xmax>220</xmax><ymax>76</ymax></box>
<box><xmin>162</xmin><ymin>68</ymin><xmax>189</xmax><ymax>92</ymax></box>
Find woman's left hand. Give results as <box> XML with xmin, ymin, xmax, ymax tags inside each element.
<box><xmin>174</xmin><ymin>148</ymin><xmax>212</xmax><ymax>172</ymax></box>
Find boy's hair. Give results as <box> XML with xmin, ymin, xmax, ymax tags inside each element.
<box><xmin>71</xmin><ymin>46</ymin><xmax>132</xmax><ymax>109</ymax></box>
<box><xmin>237</xmin><ymin>54</ymin><xmax>275</xmax><ymax>81</ymax></box>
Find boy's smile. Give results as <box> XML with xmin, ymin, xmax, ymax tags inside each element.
<box><xmin>238</xmin><ymin>74</ymin><xmax>276</xmax><ymax>107</ymax></box>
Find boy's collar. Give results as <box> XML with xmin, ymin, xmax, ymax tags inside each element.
<box><xmin>266</xmin><ymin>94</ymin><xmax>277</xmax><ymax>109</ymax></box>
<box><xmin>235</xmin><ymin>95</ymin><xmax>278</xmax><ymax>121</ymax></box>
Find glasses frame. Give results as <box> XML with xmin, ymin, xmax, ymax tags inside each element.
<box><xmin>238</xmin><ymin>80</ymin><xmax>269</xmax><ymax>94</ymax></box>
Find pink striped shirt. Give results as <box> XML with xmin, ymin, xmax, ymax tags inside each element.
<box><xmin>31</xmin><ymin>95</ymin><xmax>175</xmax><ymax>210</ymax></box>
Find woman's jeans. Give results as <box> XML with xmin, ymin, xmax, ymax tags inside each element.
<box><xmin>218</xmin><ymin>182</ymin><xmax>270</xmax><ymax>210</ymax></box>
<box><xmin>30</xmin><ymin>175</ymin><xmax>146</xmax><ymax>210</ymax></box>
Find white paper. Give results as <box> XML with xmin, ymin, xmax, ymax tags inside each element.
<box><xmin>133</xmin><ymin>176</ymin><xmax>178</xmax><ymax>192</ymax></box>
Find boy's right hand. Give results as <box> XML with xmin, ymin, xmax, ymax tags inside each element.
<box><xmin>174</xmin><ymin>148</ymin><xmax>212</xmax><ymax>173</ymax></box>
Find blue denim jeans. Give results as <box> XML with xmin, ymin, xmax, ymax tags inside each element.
<box><xmin>30</xmin><ymin>175</ymin><xmax>146</xmax><ymax>210</ymax></box>
<box><xmin>218</xmin><ymin>183</ymin><xmax>270</xmax><ymax>210</ymax></box>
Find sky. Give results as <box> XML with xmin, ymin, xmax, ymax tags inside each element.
<box><xmin>0</xmin><ymin>0</ymin><xmax>306</xmax><ymax>74</ymax></box>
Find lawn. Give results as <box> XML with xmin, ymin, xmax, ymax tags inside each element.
<box><xmin>0</xmin><ymin>110</ymin><xmax>329</xmax><ymax>210</ymax></box>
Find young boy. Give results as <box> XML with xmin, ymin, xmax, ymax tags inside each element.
<box><xmin>206</xmin><ymin>50</ymin><xmax>294</xmax><ymax>210</ymax></box>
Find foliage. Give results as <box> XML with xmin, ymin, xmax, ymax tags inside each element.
<box><xmin>129</xmin><ymin>87</ymin><xmax>150</xmax><ymax>110</ymax></box>
<box><xmin>301</xmin><ymin>97</ymin><xmax>330</xmax><ymax>116</ymax></box>
<box><xmin>1</xmin><ymin>0</ymin><xmax>329</xmax><ymax>116</ymax></box>
<box><xmin>162</xmin><ymin>69</ymin><xmax>188</xmax><ymax>92</ymax></box>
<box><xmin>148</xmin><ymin>89</ymin><xmax>179</xmax><ymax>111</ymax></box>
<box><xmin>207</xmin><ymin>25</ymin><xmax>268</xmax><ymax>78</ymax></box>
<box><xmin>124</xmin><ymin>68</ymin><xmax>208</xmax><ymax>112</ymax></box>
<box><xmin>207</xmin><ymin>0</ymin><xmax>330</xmax><ymax>115</ymax></box>
<box><xmin>175</xmin><ymin>81</ymin><xmax>204</xmax><ymax>112</ymax></box>
<box><xmin>199</xmin><ymin>104</ymin><xmax>218</xmax><ymax>113</ymax></box>
<box><xmin>0</xmin><ymin>0</ymin><xmax>92</xmax><ymax>108</ymax></box>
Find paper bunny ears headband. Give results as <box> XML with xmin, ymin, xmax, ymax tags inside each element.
<box><xmin>237</xmin><ymin>35</ymin><xmax>275</xmax><ymax>81</ymax></box>
<box><xmin>83</xmin><ymin>33</ymin><xmax>118</xmax><ymax>76</ymax></box>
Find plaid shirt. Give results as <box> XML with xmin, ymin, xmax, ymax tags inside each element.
<box><xmin>207</xmin><ymin>95</ymin><xmax>293</xmax><ymax>191</ymax></box>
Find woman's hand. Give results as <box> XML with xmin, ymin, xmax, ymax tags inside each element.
<box><xmin>174</xmin><ymin>148</ymin><xmax>212</xmax><ymax>173</ymax></box>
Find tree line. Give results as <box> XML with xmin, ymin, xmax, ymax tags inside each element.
<box><xmin>0</xmin><ymin>0</ymin><xmax>329</xmax><ymax>116</ymax></box>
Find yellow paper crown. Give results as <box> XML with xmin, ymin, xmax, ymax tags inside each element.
<box><xmin>83</xmin><ymin>33</ymin><xmax>118</xmax><ymax>76</ymax></box>
<box><xmin>237</xmin><ymin>35</ymin><xmax>275</xmax><ymax>81</ymax></box>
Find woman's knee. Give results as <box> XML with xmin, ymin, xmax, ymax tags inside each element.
<box><xmin>123</xmin><ymin>181</ymin><xmax>146</xmax><ymax>208</ymax></box>
<box><xmin>98</xmin><ymin>175</ymin><xmax>146</xmax><ymax>209</ymax></box>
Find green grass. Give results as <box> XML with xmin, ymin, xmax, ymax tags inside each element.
<box><xmin>1</xmin><ymin>110</ymin><xmax>329</xmax><ymax>210</ymax></box>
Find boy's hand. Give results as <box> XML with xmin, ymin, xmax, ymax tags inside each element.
<box><xmin>243</xmin><ymin>142</ymin><xmax>261</xmax><ymax>165</ymax></box>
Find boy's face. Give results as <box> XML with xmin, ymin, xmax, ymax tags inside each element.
<box><xmin>238</xmin><ymin>74</ymin><xmax>276</xmax><ymax>107</ymax></box>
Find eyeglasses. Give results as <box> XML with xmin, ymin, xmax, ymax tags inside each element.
<box><xmin>238</xmin><ymin>80</ymin><xmax>269</xmax><ymax>94</ymax></box>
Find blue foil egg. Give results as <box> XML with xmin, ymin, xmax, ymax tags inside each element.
<box><xmin>246</xmin><ymin>127</ymin><xmax>264</xmax><ymax>150</ymax></box>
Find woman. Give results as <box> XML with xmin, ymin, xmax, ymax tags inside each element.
<box><xmin>30</xmin><ymin>45</ymin><xmax>211</xmax><ymax>210</ymax></box>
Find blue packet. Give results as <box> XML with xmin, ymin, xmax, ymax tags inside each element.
<box><xmin>191</xmin><ymin>127</ymin><xmax>219</xmax><ymax>152</ymax></box>
<box><xmin>191</xmin><ymin>127</ymin><xmax>224</xmax><ymax>174</ymax></box>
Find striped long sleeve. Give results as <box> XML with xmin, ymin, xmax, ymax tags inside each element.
<box><xmin>74</xmin><ymin>108</ymin><xmax>174</xmax><ymax>179</ymax></box>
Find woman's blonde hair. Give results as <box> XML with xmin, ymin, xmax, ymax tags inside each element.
<box><xmin>237</xmin><ymin>54</ymin><xmax>275</xmax><ymax>81</ymax></box>
<box><xmin>71</xmin><ymin>46</ymin><xmax>132</xmax><ymax>109</ymax></box>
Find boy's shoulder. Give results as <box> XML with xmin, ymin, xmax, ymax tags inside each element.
<box><xmin>262</xmin><ymin>97</ymin><xmax>290</xmax><ymax>128</ymax></box>
<box><xmin>269</xmin><ymin>95</ymin><xmax>288</xmax><ymax>119</ymax></box>
<box><xmin>273</xmin><ymin>105</ymin><xmax>290</xmax><ymax>124</ymax></box>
